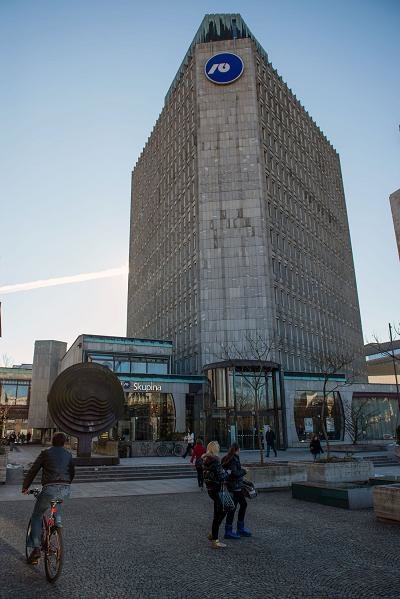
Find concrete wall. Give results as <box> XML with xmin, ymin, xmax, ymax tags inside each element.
<box><xmin>28</xmin><ymin>340</ymin><xmax>67</xmax><ymax>429</ymax></box>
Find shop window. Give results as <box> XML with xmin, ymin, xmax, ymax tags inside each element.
<box><xmin>294</xmin><ymin>390</ymin><xmax>343</xmax><ymax>441</ymax></box>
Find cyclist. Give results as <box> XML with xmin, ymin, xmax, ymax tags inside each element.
<box><xmin>22</xmin><ymin>432</ymin><xmax>75</xmax><ymax>564</ymax></box>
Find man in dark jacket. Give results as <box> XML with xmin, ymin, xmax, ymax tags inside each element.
<box><xmin>265</xmin><ymin>426</ymin><xmax>277</xmax><ymax>458</ymax></box>
<box><xmin>22</xmin><ymin>432</ymin><xmax>75</xmax><ymax>563</ymax></box>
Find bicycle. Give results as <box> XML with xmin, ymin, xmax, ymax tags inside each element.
<box><xmin>25</xmin><ymin>488</ymin><xmax>64</xmax><ymax>583</ymax></box>
<box><xmin>156</xmin><ymin>441</ymin><xmax>184</xmax><ymax>457</ymax></box>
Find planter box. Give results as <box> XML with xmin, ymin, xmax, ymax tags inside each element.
<box><xmin>92</xmin><ymin>441</ymin><xmax>118</xmax><ymax>457</ymax></box>
<box><xmin>292</xmin><ymin>481</ymin><xmax>373</xmax><ymax>509</ymax></box>
<box><xmin>306</xmin><ymin>460</ymin><xmax>373</xmax><ymax>483</ymax></box>
<box><xmin>245</xmin><ymin>463</ymin><xmax>307</xmax><ymax>489</ymax></box>
<box><xmin>373</xmin><ymin>484</ymin><xmax>400</xmax><ymax>523</ymax></box>
<box><xmin>0</xmin><ymin>450</ymin><xmax>8</xmax><ymax>484</ymax></box>
<box><xmin>369</xmin><ymin>475</ymin><xmax>400</xmax><ymax>486</ymax></box>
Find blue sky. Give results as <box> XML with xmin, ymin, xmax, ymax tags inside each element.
<box><xmin>0</xmin><ymin>0</ymin><xmax>399</xmax><ymax>364</ymax></box>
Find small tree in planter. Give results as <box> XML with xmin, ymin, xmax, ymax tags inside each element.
<box><xmin>311</xmin><ymin>349</ymin><xmax>361</xmax><ymax>461</ymax></box>
<box><xmin>0</xmin><ymin>403</ymin><xmax>11</xmax><ymax>439</ymax></box>
<box><xmin>221</xmin><ymin>333</ymin><xmax>275</xmax><ymax>465</ymax></box>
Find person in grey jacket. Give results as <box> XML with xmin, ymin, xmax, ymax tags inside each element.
<box><xmin>22</xmin><ymin>432</ymin><xmax>75</xmax><ymax>563</ymax></box>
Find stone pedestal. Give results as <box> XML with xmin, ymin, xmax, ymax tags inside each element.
<box><xmin>306</xmin><ymin>461</ymin><xmax>373</xmax><ymax>483</ymax></box>
<box><xmin>373</xmin><ymin>484</ymin><xmax>400</xmax><ymax>523</ymax></box>
<box><xmin>245</xmin><ymin>463</ymin><xmax>307</xmax><ymax>489</ymax></box>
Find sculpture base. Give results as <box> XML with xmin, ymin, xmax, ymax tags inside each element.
<box><xmin>73</xmin><ymin>457</ymin><xmax>120</xmax><ymax>466</ymax></box>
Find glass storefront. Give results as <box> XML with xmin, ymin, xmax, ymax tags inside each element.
<box><xmin>117</xmin><ymin>392</ymin><xmax>176</xmax><ymax>441</ymax></box>
<box><xmin>352</xmin><ymin>393</ymin><xmax>399</xmax><ymax>440</ymax></box>
<box><xmin>204</xmin><ymin>361</ymin><xmax>287</xmax><ymax>450</ymax></box>
<box><xmin>294</xmin><ymin>390</ymin><xmax>344</xmax><ymax>441</ymax></box>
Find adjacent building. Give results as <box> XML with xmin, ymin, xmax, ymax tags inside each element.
<box><xmin>0</xmin><ymin>364</ymin><xmax>32</xmax><ymax>437</ymax></box>
<box><xmin>127</xmin><ymin>13</ymin><xmax>365</xmax><ymax>379</ymax></box>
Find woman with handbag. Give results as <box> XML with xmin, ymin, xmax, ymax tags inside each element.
<box><xmin>203</xmin><ymin>441</ymin><xmax>229</xmax><ymax>548</ymax></box>
<box><xmin>190</xmin><ymin>438</ymin><xmax>207</xmax><ymax>489</ymax></box>
<box><xmin>221</xmin><ymin>442</ymin><xmax>252</xmax><ymax>539</ymax></box>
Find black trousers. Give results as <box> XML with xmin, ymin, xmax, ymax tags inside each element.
<box><xmin>208</xmin><ymin>490</ymin><xmax>227</xmax><ymax>540</ymax></box>
<box><xmin>226</xmin><ymin>490</ymin><xmax>247</xmax><ymax>526</ymax></box>
<box><xmin>182</xmin><ymin>443</ymin><xmax>193</xmax><ymax>458</ymax></box>
<box><xmin>266</xmin><ymin>442</ymin><xmax>277</xmax><ymax>457</ymax></box>
<box><xmin>196</xmin><ymin>466</ymin><xmax>204</xmax><ymax>487</ymax></box>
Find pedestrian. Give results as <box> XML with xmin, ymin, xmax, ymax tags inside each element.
<box><xmin>221</xmin><ymin>442</ymin><xmax>252</xmax><ymax>539</ymax></box>
<box><xmin>203</xmin><ymin>441</ymin><xmax>228</xmax><ymax>548</ymax></box>
<box><xmin>265</xmin><ymin>425</ymin><xmax>277</xmax><ymax>458</ymax></box>
<box><xmin>22</xmin><ymin>432</ymin><xmax>75</xmax><ymax>564</ymax></box>
<box><xmin>310</xmin><ymin>434</ymin><xmax>324</xmax><ymax>461</ymax></box>
<box><xmin>190</xmin><ymin>438</ymin><xmax>207</xmax><ymax>489</ymax></box>
<box><xmin>182</xmin><ymin>429</ymin><xmax>194</xmax><ymax>458</ymax></box>
<box><xmin>8</xmin><ymin>432</ymin><xmax>16</xmax><ymax>451</ymax></box>
<box><xmin>20</xmin><ymin>432</ymin><xmax>26</xmax><ymax>444</ymax></box>
<box><xmin>26</xmin><ymin>431</ymin><xmax>32</xmax><ymax>443</ymax></box>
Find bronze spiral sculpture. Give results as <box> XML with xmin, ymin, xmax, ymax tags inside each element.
<box><xmin>48</xmin><ymin>362</ymin><xmax>125</xmax><ymax>458</ymax></box>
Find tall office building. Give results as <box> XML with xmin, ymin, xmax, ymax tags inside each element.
<box><xmin>127</xmin><ymin>14</ymin><xmax>365</xmax><ymax>376</ymax></box>
<box><xmin>390</xmin><ymin>188</ymin><xmax>400</xmax><ymax>260</ymax></box>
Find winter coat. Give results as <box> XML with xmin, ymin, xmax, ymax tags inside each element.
<box><xmin>190</xmin><ymin>444</ymin><xmax>206</xmax><ymax>465</ymax></box>
<box><xmin>265</xmin><ymin>430</ymin><xmax>276</xmax><ymax>445</ymax></box>
<box><xmin>309</xmin><ymin>438</ymin><xmax>324</xmax><ymax>455</ymax></box>
<box><xmin>202</xmin><ymin>453</ymin><xmax>227</xmax><ymax>492</ymax></box>
<box><xmin>23</xmin><ymin>446</ymin><xmax>75</xmax><ymax>489</ymax></box>
<box><xmin>222</xmin><ymin>453</ymin><xmax>246</xmax><ymax>493</ymax></box>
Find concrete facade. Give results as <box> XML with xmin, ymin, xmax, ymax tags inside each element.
<box><xmin>389</xmin><ymin>188</ymin><xmax>400</xmax><ymax>260</ymax></box>
<box><xmin>127</xmin><ymin>14</ymin><xmax>365</xmax><ymax>378</ymax></box>
<box><xmin>28</xmin><ymin>340</ymin><xmax>67</xmax><ymax>430</ymax></box>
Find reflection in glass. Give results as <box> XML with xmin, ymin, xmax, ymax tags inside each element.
<box><xmin>352</xmin><ymin>395</ymin><xmax>399</xmax><ymax>440</ymax></box>
<box><xmin>294</xmin><ymin>391</ymin><xmax>344</xmax><ymax>441</ymax></box>
<box><xmin>123</xmin><ymin>392</ymin><xmax>176</xmax><ymax>441</ymax></box>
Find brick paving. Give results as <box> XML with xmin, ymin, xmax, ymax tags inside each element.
<box><xmin>0</xmin><ymin>491</ymin><xmax>399</xmax><ymax>599</ymax></box>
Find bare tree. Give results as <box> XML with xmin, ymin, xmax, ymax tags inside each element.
<box><xmin>221</xmin><ymin>333</ymin><xmax>275</xmax><ymax>465</ymax></box>
<box><xmin>343</xmin><ymin>398</ymin><xmax>384</xmax><ymax>445</ymax></box>
<box><xmin>311</xmin><ymin>349</ymin><xmax>360</xmax><ymax>460</ymax></box>
<box><xmin>1</xmin><ymin>354</ymin><xmax>14</xmax><ymax>368</ymax></box>
<box><xmin>0</xmin><ymin>403</ymin><xmax>11</xmax><ymax>439</ymax></box>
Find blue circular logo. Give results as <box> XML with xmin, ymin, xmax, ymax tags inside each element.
<box><xmin>205</xmin><ymin>52</ymin><xmax>244</xmax><ymax>85</ymax></box>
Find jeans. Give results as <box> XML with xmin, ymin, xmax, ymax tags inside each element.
<box><xmin>266</xmin><ymin>443</ymin><xmax>277</xmax><ymax>457</ymax></box>
<box><xmin>208</xmin><ymin>490</ymin><xmax>227</xmax><ymax>540</ymax></box>
<box><xmin>226</xmin><ymin>490</ymin><xmax>247</xmax><ymax>526</ymax></box>
<box><xmin>29</xmin><ymin>484</ymin><xmax>71</xmax><ymax>548</ymax></box>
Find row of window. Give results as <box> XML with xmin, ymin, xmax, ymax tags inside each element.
<box><xmin>87</xmin><ymin>355</ymin><xmax>169</xmax><ymax>375</ymax></box>
<box><xmin>0</xmin><ymin>380</ymin><xmax>31</xmax><ymax>405</ymax></box>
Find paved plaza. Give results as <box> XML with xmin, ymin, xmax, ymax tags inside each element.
<box><xmin>0</xmin><ymin>490</ymin><xmax>399</xmax><ymax>599</ymax></box>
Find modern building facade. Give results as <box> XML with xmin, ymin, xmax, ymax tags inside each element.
<box><xmin>0</xmin><ymin>364</ymin><xmax>32</xmax><ymax>436</ymax></box>
<box><xmin>28</xmin><ymin>335</ymin><xmax>205</xmax><ymax>449</ymax></box>
<box><xmin>127</xmin><ymin>13</ymin><xmax>365</xmax><ymax>380</ymax></box>
<box><xmin>390</xmin><ymin>188</ymin><xmax>400</xmax><ymax>260</ymax></box>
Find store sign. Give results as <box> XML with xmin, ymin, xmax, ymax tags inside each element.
<box><xmin>205</xmin><ymin>52</ymin><xmax>244</xmax><ymax>85</ymax></box>
<box><xmin>122</xmin><ymin>381</ymin><xmax>162</xmax><ymax>392</ymax></box>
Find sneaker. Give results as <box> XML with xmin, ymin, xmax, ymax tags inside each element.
<box><xmin>211</xmin><ymin>539</ymin><xmax>226</xmax><ymax>549</ymax></box>
<box><xmin>28</xmin><ymin>548</ymin><xmax>41</xmax><ymax>564</ymax></box>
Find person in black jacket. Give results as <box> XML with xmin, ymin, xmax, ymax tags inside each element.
<box><xmin>22</xmin><ymin>432</ymin><xmax>75</xmax><ymax>563</ymax></box>
<box><xmin>203</xmin><ymin>441</ymin><xmax>229</xmax><ymax>548</ymax></box>
<box><xmin>310</xmin><ymin>435</ymin><xmax>324</xmax><ymax>461</ymax></box>
<box><xmin>222</xmin><ymin>442</ymin><xmax>252</xmax><ymax>539</ymax></box>
<box><xmin>265</xmin><ymin>426</ymin><xmax>277</xmax><ymax>458</ymax></box>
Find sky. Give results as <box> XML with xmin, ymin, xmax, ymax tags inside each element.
<box><xmin>0</xmin><ymin>0</ymin><xmax>399</xmax><ymax>365</ymax></box>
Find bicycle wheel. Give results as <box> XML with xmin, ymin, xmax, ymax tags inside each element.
<box><xmin>156</xmin><ymin>444</ymin><xmax>168</xmax><ymax>457</ymax></box>
<box><xmin>44</xmin><ymin>527</ymin><xmax>63</xmax><ymax>583</ymax></box>
<box><xmin>173</xmin><ymin>443</ymin><xmax>184</xmax><ymax>457</ymax></box>
<box><xmin>25</xmin><ymin>519</ymin><xmax>32</xmax><ymax>563</ymax></box>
